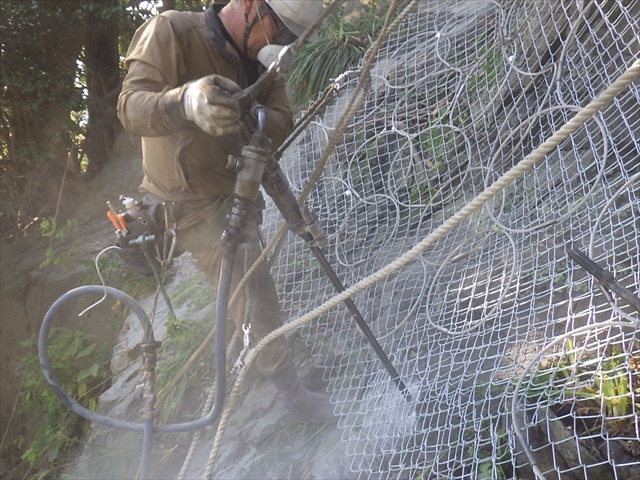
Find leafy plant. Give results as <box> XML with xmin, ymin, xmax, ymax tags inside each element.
<box><xmin>39</xmin><ymin>217</ymin><xmax>79</xmax><ymax>269</ymax></box>
<box><xmin>460</xmin><ymin>411</ymin><xmax>512</xmax><ymax>480</ymax></box>
<box><xmin>528</xmin><ymin>340</ymin><xmax>634</xmax><ymax>420</ymax></box>
<box><xmin>593</xmin><ymin>346</ymin><xmax>630</xmax><ymax>418</ymax></box>
<box><xmin>412</xmin><ymin>419</ymin><xmax>512</xmax><ymax>480</ymax></box>
<box><xmin>1</xmin><ymin>0</ymin><xmax>156</xmax><ymax>241</ymax></box>
<box><xmin>17</xmin><ymin>328</ymin><xmax>110</xmax><ymax>477</ymax></box>
<box><xmin>286</xmin><ymin>0</ymin><xmax>386</xmax><ymax>106</ymax></box>
<box><xmin>169</xmin><ymin>271</ymin><xmax>215</xmax><ymax>310</ymax></box>
<box><xmin>81</xmin><ymin>254</ymin><xmax>157</xmax><ymax>302</ymax></box>
<box><xmin>155</xmin><ymin>317</ymin><xmax>214</xmax><ymax>424</ymax></box>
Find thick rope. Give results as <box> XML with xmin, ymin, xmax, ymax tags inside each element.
<box><xmin>203</xmin><ymin>56</ymin><xmax>640</xmax><ymax>476</ymax></box>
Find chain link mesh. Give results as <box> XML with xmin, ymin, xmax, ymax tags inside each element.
<box><xmin>260</xmin><ymin>1</ymin><xmax>639</xmax><ymax>478</ymax></box>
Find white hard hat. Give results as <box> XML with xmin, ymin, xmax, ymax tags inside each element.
<box><xmin>264</xmin><ymin>0</ymin><xmax>324</xmax><ymax>41</ymax></box>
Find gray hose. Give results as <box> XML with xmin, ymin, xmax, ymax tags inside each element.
<box><xmin>38</xmin><ymin>285</ymin><xmax>226</xmax><ymax>433</ymax></box>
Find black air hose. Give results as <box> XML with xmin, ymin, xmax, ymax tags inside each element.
<box><xmin>38</xmin><ymin>285</ymin><xmax>227</xmax><ymax>433</ymax></box>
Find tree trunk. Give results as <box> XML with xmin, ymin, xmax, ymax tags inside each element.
<box><xmin>0</xmin><ymin>0</ymin><xmax>83</xmax><ymax>234</ymax></box>
<box><xmin>83</xmin><ymin>0</ymin><xmax>121</xmax><ymax>175</ymax></box>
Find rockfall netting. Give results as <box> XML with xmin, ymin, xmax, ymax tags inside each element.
<box><xmin>260</xmin><ymin>0</ymin><xmax>640</xmax><ymax>479</ymax></box>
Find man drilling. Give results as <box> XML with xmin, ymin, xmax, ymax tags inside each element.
<box><xmin>117</xmin><ymin>0</ymin><xmax>335</xmax><ymax>423</ymax></box>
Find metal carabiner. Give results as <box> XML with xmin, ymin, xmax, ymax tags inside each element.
<box><xmin>242</xmin><ymin>323</ymin><xmax>252</xmax><ymax>349</ymax></box>
<box><xmin>233</xmin><ymin>324</ymin><xmax>253</xmax><ymax>374</ymax></box>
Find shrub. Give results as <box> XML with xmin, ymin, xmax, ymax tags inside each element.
<box><xmin>287</xmin><ymin>0</ymin><xmax>386</xmax><ymax>107</ymax></box>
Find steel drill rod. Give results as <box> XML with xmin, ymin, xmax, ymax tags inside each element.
<box><xmin>305</xmin><ymin>240</ymin><xmax>412</xmax><ymax>401</ymax></box>
<box><xmin>568</xmin><ymin>247</ymin><xmax>640</xmax><ymax>314</ymax></box>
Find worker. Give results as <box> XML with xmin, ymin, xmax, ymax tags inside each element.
<box><xmin>117</xmin><ymin>0</ymin><xmax>335</xmax><ymax>423</ymax></box>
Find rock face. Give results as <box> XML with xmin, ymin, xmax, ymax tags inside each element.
<box><xmin>67</xmin><ymin>251</ymin><xmax>354</xmax><ymax>480</ymax></box>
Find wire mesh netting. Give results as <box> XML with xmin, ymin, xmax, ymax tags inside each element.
<box><xmin>260</xmin><ymin>0</ymin><xmax>640</xmax><ymax>478</ymax></box>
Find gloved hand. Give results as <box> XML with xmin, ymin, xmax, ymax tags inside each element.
<box><xmin>182</xmin><ymin>74</ymin><xmax>243</xmax><ymax>136</ymax></box>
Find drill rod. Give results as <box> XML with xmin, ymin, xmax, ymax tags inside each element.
<box><xmin>261</xmin><ymin>161</ymin><xmax>412</xmax><ymax>401</ymax></box>
<box><xmin>567</xmin><ymin>247</ymin><xmax>640</xmax><ymax>314</ymax></box>
<box><xmin>304</xmin><ymin>235</ymin><xmax>412</xmax><ymax>401</ymax></box>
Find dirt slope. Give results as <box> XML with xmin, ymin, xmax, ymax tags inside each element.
<box><xmin>0</xmin><ymin>131</ymin><xmax>144</xmax><ymax>478</ymax></box>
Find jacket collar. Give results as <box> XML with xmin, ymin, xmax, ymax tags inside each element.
<box><xmin>205</xmin><ymin>4</ymin><xmax>241</xmax><ymax>64</ymax></box>
<box><xmin>205</xmin><ymin>4</ymin><xmax>261</xmax><ymax>85</ymax></box>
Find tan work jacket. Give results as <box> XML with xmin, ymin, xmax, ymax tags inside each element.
<box><xmin>118</xmin><ymin>6</ymin><xmax>293</xmax><ymax>207</ymax></box>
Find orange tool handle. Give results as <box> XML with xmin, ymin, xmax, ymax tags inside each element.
<box><xmin>107</xmin><ymin>211</ymin><xmax>121</xmax><ymax>231</ymax></box>
<box><xmin>116</xmin><ymin>214</ymin><xmax>128</xmax><ymax>233</ymax></box>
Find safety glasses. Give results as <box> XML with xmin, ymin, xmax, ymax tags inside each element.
<box><xmin>264</xmin><ymin>3</ymin><xmax>297</xmax><ymax>45</ymax></box>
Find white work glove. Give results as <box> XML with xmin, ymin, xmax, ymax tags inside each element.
<box><xmin>182</xmin><ymin>74</ymin><xmax>243</xmax><ymax>136</ymax></box>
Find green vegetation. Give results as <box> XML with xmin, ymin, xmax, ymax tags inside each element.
<box><xmin>38</xmin><ymin>217</ymin><xmax>79</xmax><ymax>269</ymax></box>
<box><xmin>468</xmin><ymin>420</ymin><xmax>510</xmax><ymax>480</ymax></box>
<box><xmin>17</xmin><ymin>329</ymin><xmax>111</xmax><ymax>478</ymax></box>
<box><xmin>592</xmin><ymin>346</ymin><xmax>631</xmax><ymax>418</ymax></box>
<box><xmin>418</xmin><ymin>122</ymin><xmax>455</xmax><ymax>168</ymax></box>
<box><xmin>155</xmin><ymin>316</ymin><xmax>213</xmax><ymax>424</ymax></box>
<box><xmin>0</xmin><ymin>0</ymin><xmax>163</xmax><ymax>241</ymax></box>
<box><xmin>412</xmin><ymin>418</ymin><xmax>512</xmax><ymax>480</ymax></box>
<box><xmin>464</xmin><ymin>45</ymin><xmax>502</xmax><ymax>96</ymax></box>
<box><xmin>286</xmin><ymin>0</ymin><xmax>386</xmax><ymax>106</ymax></box>
<box><xmin>169</xmin><ymin>271</ymin><xmax>215</xmax><ymax>311</ymax></box>
<box><xmin>83</xmin><ymin>252</ymin><xmax>159</xmax><ymax>301</ymax></box>
<box><xmin>143</xmin><ymin>273</ymin><xmax>215</xmax><ymax>424</ymax></box>
<box><xmin>14</xmin><ymin>213</ymin><xmax>177</xmax><ymax>478</ymax></box>
<box><xmin>528</xmin><ymin>339</ymin><xmax>636</xmax><ymax>420</ymax></box>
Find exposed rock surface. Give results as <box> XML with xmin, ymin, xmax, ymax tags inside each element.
<box><xmin>70</xmin><ymin>248</ymin><xmax>354</xmax><ymax>479</ymax></box>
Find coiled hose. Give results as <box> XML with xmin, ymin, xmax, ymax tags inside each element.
<box><xmin>38</xmin><ymin>284</ymin><xmax>230</xmax><ymax>478</ymax></box>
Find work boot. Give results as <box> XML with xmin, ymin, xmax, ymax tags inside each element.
<box><xmin>267</xmin><ymin>361</ymin><xmax>336</xmax><ymax>423</ymax></box>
